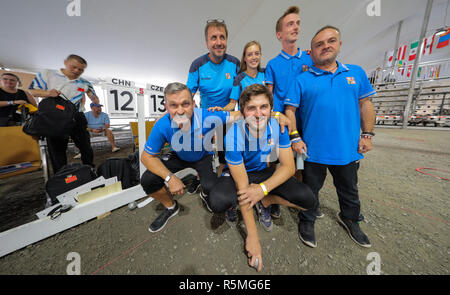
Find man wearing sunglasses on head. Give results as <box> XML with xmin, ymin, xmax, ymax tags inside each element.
<box><xmin>186</xmin><ymin>19</ymin><xmax>240</xmax><ymax>208</ymax></box>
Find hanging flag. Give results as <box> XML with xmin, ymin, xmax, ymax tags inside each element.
<box><xmin>408</xmin><ymin>41</ymin><xmax>419</xmax><ymax>61</ymax></box>
<box><xmin>385</xmin><ymin>50</ymin><xmax>394</xmax><ymax>67</ymax></box>
<box><xmin>422</xmin><ymin>35</ymin><xmax>435</xmax><ymax>56</ymax></box>
<box><xmin>407</xmin><ymin>65</ymin><xmax>412</xmax><ymax>77</ymax></box>
<box><xmin>436</xmin><ymin>28</ymin><xmax>450</xmax><ymax>49</ymax></box>
<box><xmin>397</xmin><ymin>44</ymin><xmax>407</xmax><ymax>61</ymax></box>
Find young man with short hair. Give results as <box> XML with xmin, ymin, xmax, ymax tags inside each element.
<box><xmin>265</xmin><ymin>6</ymin><xmax>314</xmax><ymax>219</ymax></box>
<box><xmin>209</xmin><ymin>84</ymin><xmax>315</xmax><ymax>272</ymax></box>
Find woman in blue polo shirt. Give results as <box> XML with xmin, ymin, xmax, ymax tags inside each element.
<box><xmin>229</xmin><ymin>41</ymin><xmax>266</xmax><ymax>111</ymax></box>
<box><xmin>209</xmin><ymin>84</ymin><xmax>315</xmax><ymax>272</ymax></box>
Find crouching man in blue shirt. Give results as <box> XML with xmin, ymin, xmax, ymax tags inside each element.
<box><xmin>140</xmin><ymin>82</ymin><xmax>291</xmax><ymax>233</ymax></box>
<box><xmin>209</xmin><ymin>84</ymin><xmax>315</xmax><ymax>272</ymax></box>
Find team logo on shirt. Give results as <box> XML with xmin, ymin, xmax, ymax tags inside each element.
<box><xmin>302</xmin><ymin>65</ymin><xmax>309</xmax><ymax>72</ymax></box>
<box><xmin>268</xmin><ymin>138</ymin><xmax>274</xmax><ymax>146</ymax></box>
<box><xmin>225</xmin><ymin>73</ymin><xmax>231</xmax><ymax>79</ymax></box>
<box><xmin>346</xmin><ymin>77</ymin><xmax>356</xmax><ymax>85</ymax></box>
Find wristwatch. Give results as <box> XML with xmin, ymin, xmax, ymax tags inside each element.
<box><xmin>164</xmin><ymin>172</ymin><xmax>173</xmax><ymax>186</ymax></box>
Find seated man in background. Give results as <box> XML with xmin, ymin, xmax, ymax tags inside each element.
<box><xmin>84</xmin><ymin>102</ymin><xmax>120</xmax><ymax>153</ymax></box>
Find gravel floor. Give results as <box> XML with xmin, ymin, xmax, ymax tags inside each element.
<box><xmin>0</xmin><ymin>127</ymin><xmax>448</xmax><ymax>275</ymax></box>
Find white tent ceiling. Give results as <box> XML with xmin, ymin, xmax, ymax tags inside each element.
<box><xmin>1</xmin><ymin>0</ymin><xmax>449</xmax><ymax>87</ymax></box>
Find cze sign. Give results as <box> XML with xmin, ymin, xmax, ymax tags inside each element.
<box><xmin>146</xmin><ymin>83</ymin><xmax>166</xmax><ymax>118</ymax></box>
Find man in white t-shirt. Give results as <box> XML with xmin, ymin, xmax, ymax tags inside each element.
<box><xmin>29</xmin><ymin>54</ymin><xmax>100</xmax><ymax>173</ymax></box>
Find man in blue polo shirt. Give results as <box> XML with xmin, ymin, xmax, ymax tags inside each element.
<box><xmin>285</xmin><ymin>26</ymin><xmax>376</xmax><ymax>248</ymax></box>
<box><xmin>187</xmin><ymin>19</ymin><xmax>240</xmax><ymax>110</ymax></box>
<box><xmin>187</xmin><ymin>19</ymin><xmax>240</xmax><ymax>177</ymax></box>
<box><xmin>209</xmin><ymin>84</ymin><xmax>315</xmax><ymax>272</ymax></box>
<box><xmin>142</xmin><ymin>82</ymin><xmax>278</xmax><ymax>233</ymax></box>
<box><xmin>265</xmin><ymin>5</ymin><xmax>313</xmax><ymax>219</ymax></box>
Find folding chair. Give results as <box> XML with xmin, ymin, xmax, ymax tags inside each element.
<box><xmin>0</xmin><ymin>126</ymin><xmax>49</xmax><ymax>182</ymax></box>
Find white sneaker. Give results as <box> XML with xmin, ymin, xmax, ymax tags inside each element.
<box><xmin>73</xmin><ymin>153</ymin><xmax>81</xmax><ymax>159</ymax></box>
<box><xmin>112</xmin><ymin>147</ymin><xmax>120</xmax><ymax>152</ymax></box>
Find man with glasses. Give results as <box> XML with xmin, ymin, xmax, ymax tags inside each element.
<box><xmin>186</xmin><ymin>19</ymin><xmax>240</xmax><ymax>216</ymax></box>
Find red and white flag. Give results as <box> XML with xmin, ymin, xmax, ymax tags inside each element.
<box><xmin>397</xmin><ymin>44</ymin><xmax>407</xmax><ymax>62</ymax></box>
<box><xmin>385</xmin><ymin>50</ymin><xmax>394</xmax><ymax>67</ymax></box>
<box><xmin>407</xmin><ymin>65</ymin><xmax>413</xmax><ymax>77</ymax></box>
<box><xmin>422</xmin><ymin>35</ymin><xmax>435</xmax><ymax>56</ymax></box>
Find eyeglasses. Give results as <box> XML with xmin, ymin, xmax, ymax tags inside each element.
<box><xmin>207</xmin><ymin>19</ymin><xmax>225</xmax><ymax>24</ymax></box>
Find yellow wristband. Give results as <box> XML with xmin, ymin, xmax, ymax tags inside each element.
<box><xmin>290</xmin><ymin>130</ymin><xmax>299</xmax><ymax>135</ymax></box>
<box><xmin>259</xmin><ymin>183</ymin><xmax>268</xmax><ymax>196</ymax></box>
<box><xmin>274</xmin><ymin>112</ymin><xmax>280</xmax><ymax>118</ymax></box>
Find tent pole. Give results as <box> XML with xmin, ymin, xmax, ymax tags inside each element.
<box><xmin>402</xmin><ymin>0</ymin><xmax>433</xmax><ymax>128</ymax></box>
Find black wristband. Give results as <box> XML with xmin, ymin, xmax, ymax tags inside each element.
<box><xmin>361</xmin><ymin>131</ymin><xmax>375</xmax><ymax>136</ymax></box>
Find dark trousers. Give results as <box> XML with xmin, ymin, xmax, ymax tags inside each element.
<box><xmin>209</xmin><ymin>166</ymin><xmax>316</xmax><ymax>213</ymax></box>
<box><xmin>46</xmin><ymin>112</ymin><xmax>94</xmax><ymax>173</ymax></box>
<box><xmin>216</xmin><ymin>123</ymin><xmax>232</xmax><ymax>164</ymax></box>
<box><xmin>299</xmin><ymin>160</ymin><xmax>361</xmax><ymax>223</ymax></box>
<box><xmin>140</xmin><ymin>153</ymin><xmax>217</xmax><ymax>195</ymax></box>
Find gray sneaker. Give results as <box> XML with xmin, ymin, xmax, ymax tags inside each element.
<box><xmin>148</xmin><ymin>201</ymin><xmax>179</xmax><ymax>233</ymax></box>
<box><xmin>256</xmin><ymin>201</ymin><xmax>273</xmax><ymax>232</ymax></box>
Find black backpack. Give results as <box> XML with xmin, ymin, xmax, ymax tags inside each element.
<box><xmin>23</xmin><ymin>96</ymin><xmax>76</xmax><ymax>137</ymax></box>
<box><xmin>97</xmin><ymin>157</ymin><xmax>140</xmax><ymax>189</ymax></box>
<box><xmin>46</xmin><ymin>163</ymin><xmax>97</xmax><ymax>205</ymax></box>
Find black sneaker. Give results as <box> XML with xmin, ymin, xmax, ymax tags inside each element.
<box><xmin>225</xmin><ymin>205</ymin><xmax>238</xmax><ymax>227</ymax></box>
<box><xmin>186</xmin><ymin>178</ymin><xmax>201</xmax><ymax>194</ymax></box>
<box><xmin>336</xmin><ymin>212</ymin><xmax>371</xmax><ymax>248</ymax></box>
<box><xmin>199</xmin><ymin>190</ymin><xmax>212</xmax><ymax>213</ymax></box>
<box><xmin>298</xmin><ymin>222</ymin><xmax>317</xmax><ymax>248</ymax></box>
<box><xmin>270</xmin><ymin>204</ymin><xmax>281</xmax><ymax>219</ymax></box>
<box><xmin>148</xmin><ymin>201</ymin><xmax>179</xmax><ymax>233</ymax></box>
<box><xmin>315</xmin><ymin>208</ymin><xmax>324</xmax><ymax>219</ymax></box>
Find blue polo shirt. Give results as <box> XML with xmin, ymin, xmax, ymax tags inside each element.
<box><xmin>144</xmin><ymin>108</ymin><xmax>229</xmax><ymax>162</ymax></box>
<box><xmin>84</xmin><ymin>111</ymin><xmax>110</xmax><ymax>129</ymax></box>
<box><xmin>187</xmin><ymin>53</ymin><xmax>240</xmax><ymax>109</ymax></box>
<box><xmin>229</xmin><ymin>71</ymin><xmax>266</xmax><ymax>109</ymax></box>
<box><xmin>265</xmin><ymin>48</ymin><xmax>313</xmax><ymax>112</ymax></box>
<box><xmin>225</xmin><ymin>118</ymin><xmax>291</xmax><ymax>172</ymax></box>
<box><xmin>285</xmin><ymin>62</ymin><xmax>376</xmax><ymax>165</ymax></box>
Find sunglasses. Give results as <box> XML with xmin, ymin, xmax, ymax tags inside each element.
<box><xmin>207</xmin><ymin>19</ymin><xmax>225</xmax><ymax>24</ymax></box>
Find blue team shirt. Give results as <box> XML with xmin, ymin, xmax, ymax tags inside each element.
<box><xmin>84</xmin><ymin>111</ymin><xmax>110</xmax><ymax>129</ymax></box>
<box><xmin>285</xmin><ymin>62</ymin><xmax>376</xmax><ymax>165</ymax></box>
<box><xmin>225</xmin><ymin>118</ymin><xmax>291</xmax><ymax>172</ymax></box>
<box><xmin>144</xmin><ymin>108</ymin><xmax>229</xmax><ymax>162</ymax></box>
<box><xmin>229</xmin><ymin>71</ymin><xmax>265</xmax><ymax>109</ymax></box>
<box><xmin>187</xmin><ymin>53</ymin><xmax>240</xmax><ymax>109</ymax></box>
<box><xmin>265</xmin><ymin>49</ymin><xmax>313</xmax><ymax>112</ymax></box>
